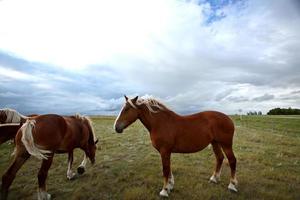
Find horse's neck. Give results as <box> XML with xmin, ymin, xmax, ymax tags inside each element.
<box><xmin>138</xmin><ymin>106</ymin><xmax>176</xmax><ymax>132</ymax></box>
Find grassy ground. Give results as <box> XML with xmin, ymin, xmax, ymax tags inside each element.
<box><xmin>0</xmin><ymin>115</ymin><xmax>299</xmax><ymax>200</ymax></box>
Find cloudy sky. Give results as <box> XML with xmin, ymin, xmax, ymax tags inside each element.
<box><xmin>0</xmin><ymin>0</ymin><xmax>299</xmax><ymax>115</ymax></box>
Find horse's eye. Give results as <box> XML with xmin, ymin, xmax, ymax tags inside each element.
<box><xmin>124</xmin><ymin>107</ymin><xmax>129</xmax><ymax>112</ymax></box>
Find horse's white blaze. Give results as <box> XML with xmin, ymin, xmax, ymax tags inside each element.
<box><xmin>21</xmin><ymin>120</ymin><xmax>51</xmax><ymax>160</ymax></box>
<box><xmin>113</xmin><ymin>104</ymin><xmax>125</xmax><ymax>130</ymax></box>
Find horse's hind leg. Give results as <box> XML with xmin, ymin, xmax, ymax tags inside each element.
<box><xmin>1</xmin><ymin>147</ymin><xmax>30</xmax><ymax>200</ymax></box>
<box><xmin>221</xmin><ymin>144</ymin><xmax>238</xmax><ymax>192</ymax></box>
<box><xmin>37</xmin><ymin>155</ymin><xmax>53</xmax><ymax>200</ymax></box>
<box><xmin>209</xmin><ymin>142</ymin><xmax>224</xmax><ymax>183</ymax></box>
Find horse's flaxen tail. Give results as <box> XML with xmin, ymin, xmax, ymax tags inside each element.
<box><xmin>20</xmin><ymin>119</ymin><xmax>51</xmax><ymax>160</ymax></box>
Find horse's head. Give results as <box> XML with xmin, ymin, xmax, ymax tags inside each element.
<box><xmin>0</xmin><ymin>110</ymin><xmax>7</xmax><ymax>124</ymax></box>
<box><xmin>82</xmin><ymin>116</ymin><xmax>98</xmax><ymax>164</ymax></box>
<box><xmin>114</xmin><ymin>95</ymin><xmax>139</xmax><ymax>133</ymax></box>
<box><xmin>87</xmin><ymin>138</ymin><xmax>98</xmax><ymax>164</ymax></box>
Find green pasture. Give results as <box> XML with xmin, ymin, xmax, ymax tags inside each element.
<box><xmin>0</xmin><ymin>115</ymin><xmax>299</xmax><ymax>199</ymax></box>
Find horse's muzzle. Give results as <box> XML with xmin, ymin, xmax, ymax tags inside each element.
<box><xmin>115</xmin><ymin>126</ymin><xmax>123</xmax><ymax>133</ymax></box>
<box><xmin>115</xmin><ymin>123</ymin><xmax>124</xmax><ymax>133</ymax></box>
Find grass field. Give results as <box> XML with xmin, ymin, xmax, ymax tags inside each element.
<box><xmin>0</xmin><ymin>115</ymin><xmax>300</xmax><ymax>200</ymax></box>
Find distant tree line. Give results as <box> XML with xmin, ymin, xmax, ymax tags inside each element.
<box><xmin>247</xmin><ymin>111</ymin><xmax>262</xmax><ymax>115</ymax></box>
<box><xmin>267</xmin><ymin>107</ymin><xmax>300</xmax><ymax>115</ymax></box>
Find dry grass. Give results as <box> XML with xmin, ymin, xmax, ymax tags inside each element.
<box><xmin>0</xmin><ymin>115</ymin><xmax>299</xmax><ymax>200</ymax></box>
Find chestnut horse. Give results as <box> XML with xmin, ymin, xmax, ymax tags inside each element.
<box><xmin>0</xmin><ymin>108</ymin><xmax>28</xmax><ymax>124</ymax></box>
<box><xmin>114</xmin><ymin>96</ymin><xmax>238</xmax><ymax>197</ymax></box>
<box><xmin>1</xmin><ymin>114</ymin><xmax>98</xmax><ymax>200</ymax></box>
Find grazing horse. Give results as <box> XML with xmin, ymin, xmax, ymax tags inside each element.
<box><xmin>1</xmin><ymin>114</ymin><xmax>98</xmax><ymax>200</ymax></box>
<box><xmin>0</xmin><ymin>108</ymin><xmax>28</xmax><ymax>124</ymax></box>
<box><xmin>114</xmin><ymin>96</ymin><xmax>238</xmax><ymax>197</ymax></box>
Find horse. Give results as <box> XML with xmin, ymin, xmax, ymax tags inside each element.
<box><xmin>0</xmin><ymin>114</ymin><xmax>38</xmax><ymax>145</ymax></box>
<box><xmin>114</xmin><ymin>96</ymin><xmax>238</xmax><ymax>197</ymax></box>
<box><xmin>1</xmin><ymin>114</ymin><xmax>98</xmax><ymax>200</ymax></box>
<box><xmin>0</xmin><ymin>108</ymin><xmax>28</xmax><ymax>124</ymax></box>
<box><xmin>0</xmin><ymin>124</ymin><xmax>22</xmax><ymax>145</ymax></box>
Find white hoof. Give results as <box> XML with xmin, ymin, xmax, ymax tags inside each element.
<box><xmin>67</xmin><ymin>172</ymin><xmax>76</xmax><ymax>180</ymax></box>
<box><xmin>37</xmin><ymin>191</ymin><xmax>51</xmax><ymax>200</ymax></box>
<box><xmin>159</xmin><ymin>189</ymin><xmax>169</xmax><ymax>197</ymax></box>
<box><xmin>209</xmin><ymin>175</ymin><xmax>218</xmax><ymax>183</ymax></box>
<box><xmin>228</xmin><ymin>182</ymin><xmax>238</xmax><ymax>192</ymax></box>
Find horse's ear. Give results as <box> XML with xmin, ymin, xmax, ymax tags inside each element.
<box><xmin>95</xmin><ymin>139</ymin><xmax>99</xmax><ymax>144</ymax></box>
<box><xmin>124</xmin><ymin>95</ymin><xmax>128</xmax><ymax>101</ymax></box>
<box><xmin>132</xmin><ymin>96</ymin><xmax>138</xmax><ymax>104</ymax></box>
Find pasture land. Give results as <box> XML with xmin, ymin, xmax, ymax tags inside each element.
<box><xmin>0</xmin><ymin>115</ymin><xmax>299</xmax><ymax>200</ymax></box>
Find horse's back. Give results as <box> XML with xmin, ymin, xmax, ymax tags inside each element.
<box><xmin>171</xmin><ymin>111</ymin><xmax>233</xmax><ymax>153</ymax></box>
<box><xmin>26</xmin><ymin>114</ymin><xmax>67</xmax><ymax>148</ymax></box>
<box><xmin>197</xmin><ymin>111</ymin><xmax>234</xmax><ymax>145</ymax></box>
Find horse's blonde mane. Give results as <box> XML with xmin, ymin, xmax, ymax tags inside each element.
<box><xmin>74</xmin><ymin>114</ymin><xmax>97</xmax><ymax>142</ymax></box>
<box><xmin>1</xmin><ymin>108</ymin><xmax>27</xmax><ymax>123</ymax></box>
<box><xmin>133</xmin><ymin>98</ymin><xmax>167</xmax><ymax>113</ymax></box>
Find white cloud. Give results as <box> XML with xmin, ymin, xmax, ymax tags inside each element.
<box><xmin>0</xmin><ymin>66</ymin><xmax>38</xmax><ymax>81</ymax></box>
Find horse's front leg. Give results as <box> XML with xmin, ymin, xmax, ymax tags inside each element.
<box><xmin>77</xmin><ymin>154</ymin><xmax>87</xmax><ymax>175</ymax></box>
<box><xmin>159</xmin><ymin>150</ymin><xmax>173</xmax><ymax>197</ymax></box>
<box><xmin>66</xmin><ymin>151</ymin><xmax>76</xmax><ymax>180</ymax></box>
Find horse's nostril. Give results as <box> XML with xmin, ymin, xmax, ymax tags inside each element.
<box><xmin>115</xmin><ymin>126</ymin><xmax>123</xmax><ymax>133</ymax></box>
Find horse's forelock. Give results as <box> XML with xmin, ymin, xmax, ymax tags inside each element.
<box><xmin>127</xmin><ymin>99</ymin><xmax>138</xmax><ymax>109</ymax></box>
<box><xmin>136</xmin><ymin>98</ymin><xmax>165</xmax><ymax>113</ymax></box>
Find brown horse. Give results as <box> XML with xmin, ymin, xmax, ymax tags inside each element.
<box><xmin>0</xmin><ymin>108</ymin><xmax>28</xmax><ymax>124</ymax></box>
<box><xmin>1</xmin><ymin>114</ymin><xmax>98</xmax><ymax>200</ymax></box>
<box><xmin>0</xmin><ymin>124</ymin><xmax>22</xmax><ymax>145</ymax></box>
<box><xmin>114</xmin><ymin>96</ymin><xmax>238</xmax><ymax>197</ymax></box>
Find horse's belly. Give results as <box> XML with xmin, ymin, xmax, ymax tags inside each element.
<box><xmin>172</xmin><ymin>133</ymin><xmax>211</xmax><ymax>153</ymax></box>
<box><xmin>172</xmin><ymin>142</ymin><xmax>209</xmax><ymax>153</ymax></box>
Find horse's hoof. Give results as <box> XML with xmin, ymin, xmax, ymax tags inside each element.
<box><xmin>159</xmin><ymin>189</ymin><xmax>169</xmax><ymax>197</ymax></box>
<box><xmin>228</xmin><ymin>182</ymin><xmax>238</xmax><ymax>193</ymax></box>
<box><xmin>209</xmin><ymin>175</ymin><xmax>218</xmax><ymax>183</ymax></box>
<box><xmin>67</xmin><ymin>172</ymin><xmax>77</xmax><ymax>180</ymax></box>
<box><xmin>77</xmin><ymin>166</ymin><xmax>85</xmax><ymax>174</ymax></box>
<box><xmin>166</xmin><ymin>183</ymin><xmax>174</xmax><ymax>191</ymax></box>
<box><xmin>37</xmin><ymin>191</ymin><xmax>51</xmax><ymax>200</ymax></box>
